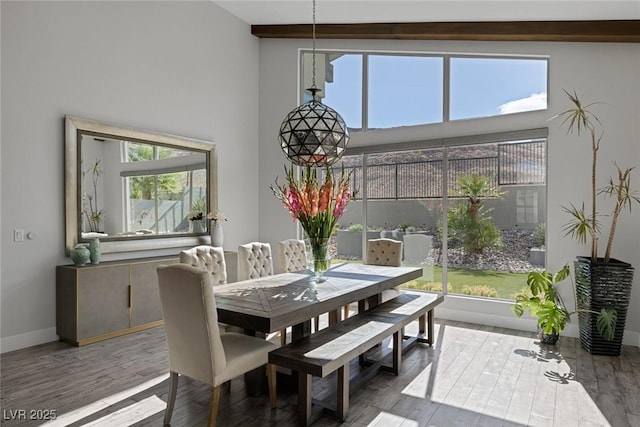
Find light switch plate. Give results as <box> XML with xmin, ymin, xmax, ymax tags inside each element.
<box><xmin>14</xmin><ymin>229</ymin><xmax>24</xmax><ymax>242</ymax></box>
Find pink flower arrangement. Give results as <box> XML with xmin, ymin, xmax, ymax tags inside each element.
<box><xmin>272</xmin><ymin>165</ymin><xmax>356</xmax><ymax>240</ymax></box>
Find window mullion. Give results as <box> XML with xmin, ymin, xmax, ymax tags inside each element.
<box><xmin>443</xmin><ymin>55</ymin><xmax>450</xmax><ymax>123</ymax></box>
<box><xmin>362</xmin><ymin>53</ymin><xmax>369</xmax><ymax>132</ymax></box>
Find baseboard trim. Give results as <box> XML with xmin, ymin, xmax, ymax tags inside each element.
<box><xmin>1</xmin><ymin>327</ymin><xmax>58</xmax><ymax>354</ymax></box>
<box><xmin>436</xmin><ymin>307</ymin><xmax>640</xmax><ymax>348</ymax></box>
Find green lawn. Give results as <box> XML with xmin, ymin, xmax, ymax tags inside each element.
<box><xmin>404</xmin><ymin>266</ymin><xmax>528</xmax><ymax>300</ymax></box>
<box><xmin>332</xmin><ymin>259</ymin><xmax>528</xmax><ymax>300</ymax></box>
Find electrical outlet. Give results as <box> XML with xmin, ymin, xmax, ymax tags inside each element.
<box><xmin>14</xmin><ymin>229</ymin><xmax>24</xmax><ymax>242</ymax></box>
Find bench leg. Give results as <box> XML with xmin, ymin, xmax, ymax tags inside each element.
<box><xmin>298</xmin><ymin>372</ymin><xmax>312</xmax><ymax>427</ymax></box>
<box><xmin>418</xmin><ymin>313</ymin><xmax>426</xmax><ymax>335</ymax></box>
<box><xmin>427</xmin><ymin>309</ymin><xmax>434</xmax><ymax>345</ymax></box>
<box><xmin>328</xmin><ymin>309</ymin><xmax>340</xmax><ymax>326</ymax></box>
<box><xmin>337</xmin><ymin>364</ymin><xmax>349</xmax><ymax>421</ymax></box>
<box><xmin>414</xmin><ymin>310</ymin><xmax>435</xmax><ymax>346</ymax></box>
<box><xmin>358</xmin><ymin>299</ymin><xmax>366</xmax><ymax>313</ymax></box>
<box><xmin>392</xmin><ymin>331</ymin><xmax>402</xmax><ymax>375</ymax></box>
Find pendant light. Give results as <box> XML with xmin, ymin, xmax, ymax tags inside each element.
<box><xmin>278</xmin><ymin>0</ymin><xmax>350</xmax><ymax>167</ymax></box>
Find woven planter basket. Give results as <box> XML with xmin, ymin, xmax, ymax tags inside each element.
<box><xmin>574</xmin><ymin>257</ymin><xmax>635</xmax><ymax>356</ymax></box>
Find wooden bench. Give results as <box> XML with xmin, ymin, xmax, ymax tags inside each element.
<box><xmin>268</xmin><ymin>291</ymin><xmax>444</xmax><ymax>426</ymax></box>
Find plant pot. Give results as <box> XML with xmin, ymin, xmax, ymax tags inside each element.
<box><xmin>574</xmin><ymin>256</ymin><xmax>635</xmax><ymax>356</ymax></box>
<box><xmin>539</xmin><ymin>327</ymin><xmax>559</xmax><ymax>345</ymax></box>
<box><xmin>336</xmin><ymin>230</ymin><xmax>380</xmax><ymax>258</ymax></box>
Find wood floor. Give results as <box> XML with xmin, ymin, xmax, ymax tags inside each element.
<box><xmin>2</xmin><ymin>318</ymin><xmax>640</xmax><ymax>427</ymax></box>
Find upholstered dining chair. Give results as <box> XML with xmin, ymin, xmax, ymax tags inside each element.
<box><xmin>275</xmin><ymin>239</ymin><xmax>321</xmax><ymax>334</ymax></box>
<box><xmin>275</xmin><ymin>239</ymin><xmax>307</xmax><ymax>274</ymax></box>
<box><xmin>238</xmin><ymin>242</ymin><xmax>274</xmax><ymax>280</ymax></box>
<box><xmin>157</xmin><ymin>264</ymin><xmax>277</xmax><ymax>427</ymax></box>
<box><xmin>365</xmin><ymin>238</ymin><xmax>404</xmax><ymax>303</ymax></box>
<box><xmin>238</xmin><ymin>242</ymin><xmax>289</xmax><ymax>345</ymax></box>
<box><xmin>179</xmin><ymin>245</ymin><xmax>236</xmax><ymax>334</ymax></box>
<box><xmin>179</xmin><ymin>245</ymin><xmax>227</xmax><ymax>285</ymax></box>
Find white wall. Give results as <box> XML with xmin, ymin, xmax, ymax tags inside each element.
<box><xmin>258</xmin><ymin>39</ymin><xmax>640</xmax><ymax>344</ymax></box>
<box><xmin>1</xmin><ymin>1</ymin><xmax>260</xmax><ymax>352</ymax></box>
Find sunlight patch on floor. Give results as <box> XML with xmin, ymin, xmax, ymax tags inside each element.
<box><xmin>41</xmin><ymin>374</ymin><xmax>169</xmax><ymax>427</ymax></box>
<box><xmin>82</xmin><ymin>395</ymin><xmax>165</xmax><ymax>426</ymax></box>
<box><xmin>366</xmin><ymin>411</ymin><xmax>420</xmax><ymax>427</ymax></box>
<box><xmin>401</xmin><ymin>363</ymin><xmax>434</xmax><ymax>399</ymax></box>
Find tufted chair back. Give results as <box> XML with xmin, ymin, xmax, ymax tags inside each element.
<box><xmin>365</xmin><ymin>238</ymin><xmax>403</xmax><ymax>267</ymax></box>
<box><xmin>366</xmin><ymin>238</ymin><xmax>404</xmax><ymax>304</ymax></box>
<box><xmin>276</xmin><ymin>239</ymin><xmax>307</xmax><ymax>273</ymax></box>
<box><xmin>238</xmin><ymin>242</ymin><xmax>274</xmax><ymax>280</ymax></box>
<box><xmin>179</xmin><ymin>245</ymin><xmax>227</xmax><ymax>285</ymax></box>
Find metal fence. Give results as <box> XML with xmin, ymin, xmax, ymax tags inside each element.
<box><xmin>333</xmin><ymin>140</ymin><xmax>546</xmax><ymax>200</ymax></box>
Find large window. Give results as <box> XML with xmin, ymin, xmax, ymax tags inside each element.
<box><xmin>300</xmin><ymin>49</ymin><xmax>548</xmax><ymax>301</ymax></box>
<box><xmin>326</xmin><ymin>134</ymin><xmax>546</xmax><ymax>301</ymax></box>
<box><xmin>301</xmin><ymin>51</ymin><xmax>548</xmax><ymax>131</ymax></box>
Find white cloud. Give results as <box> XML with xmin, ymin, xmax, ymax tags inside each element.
<box><xmin>498</xmin><ymin>92</ymin><xmax>547</xmax><ymax>114</ymax></box>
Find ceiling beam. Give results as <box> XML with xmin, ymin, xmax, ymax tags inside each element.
<box><xmin>252</xmin><ymin>20</ymin><xmax>640</xmax><ymax>43</ymax></box>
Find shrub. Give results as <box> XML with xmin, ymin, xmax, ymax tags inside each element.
<box><xmin>533</xmin><ymin>223</ymin><xmax>546</xmax><ymax>247</ymax></box>
<box><xmin>447</xmin><ymin>174</ymin><xmax>504</xmax><ymax>254</ymax></box>
<box><xmin>461</xmin><ymin>285</ymin><xmax>498</xmax><ymax>298</ymax></box>
<box><xmin>509</xmin><ymin>287</ymin><xmax>534</xmax><ymax>301</ymax></box>
<box><xmin>448</xmin><ymin>203</ymin><xmax>502</xmax><ymax>254</ymax></box>
<box><xmin>398</xmin><ymin>222</ymin><xmax>412</xmax><ymax>231</ymax></box>
<box><xmin>404</xmin><ymin>281</ymin><xmax>443</xmax><ymax>293</ymax></box>
<box><xmin>347</xmin><ymin>223</ymin><xmax>364</xmax><ymax>232</ymax></box>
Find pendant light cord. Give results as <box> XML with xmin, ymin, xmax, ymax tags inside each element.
<box><xmin>311</xmin><ymin>0</ymin><xmax>317</xmax><ymax>93</ymax></box>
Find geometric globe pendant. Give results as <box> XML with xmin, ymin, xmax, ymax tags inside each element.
<box><xmin>279</xmin><ymin>98</ymin><xmax>350</xmax><ymax>167</ymax></box>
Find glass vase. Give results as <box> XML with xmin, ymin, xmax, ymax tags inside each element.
<box><xmin>191</xmin><ymin>219</ymin><xmax>205</xmax><ymax>233</ymax></box>
<box><xmin>306</xmin><ymin>238</ymin><xmax>331</xmax><ymax>282</ymax></box>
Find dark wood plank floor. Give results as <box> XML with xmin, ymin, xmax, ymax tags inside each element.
<box><xmin>2</xmin><ymin>318</ymin><xmax>640</xmax><ymax>427</ymax></box>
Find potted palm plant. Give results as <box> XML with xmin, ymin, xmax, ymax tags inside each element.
<box><xmin>555</xmin><ymin>90</ymin><xmax>639</xmax><ymax>355</ymax></box>
<box><xmin>512</xmin><ymin>265</ymin><xmax>616</xmax><ymax>345</ymax></box>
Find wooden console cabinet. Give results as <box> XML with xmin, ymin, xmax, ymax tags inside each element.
<box><xmin>56</xmin><ymin>256</ymin><xmax>178</xmax><ymax>346</ymax></box>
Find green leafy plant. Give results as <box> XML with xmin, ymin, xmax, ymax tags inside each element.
<box><xmin>447</xmin><ymin>173</ymin><xmax>504</xmax><ymax>254</ymax></box>
<box><xmin>82</xmin><ymin>159</ymin><xmax>105</xmax><ymax>232</ymax></box>
<box><xmin>347</xmin><ymin>223</ymin><xmax>364</xmax><ymax>232</ymax></box>
<box><xmin>554</xmin><ymin>90</ymin><xmax>640</xmax><ymax>262</ymax></box>
<box><xmin>512</xmin><ymin>265</ymin><xmax>617</xmax><ymax>339</ymax></box>
<box><xmin>533</xmin><ymin>223</ymin><xmax>546</xmax><ymax>247</ymax></box>
<box><xmin>398</xmin><ymin>222</ymin><xmax>412</xmax><ymax>232</ymax></box>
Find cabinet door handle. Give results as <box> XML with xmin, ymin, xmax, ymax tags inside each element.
<box><xmin>128</xmin><ymin>285</ymin><xmax>132</xmax><ymax>308</ymax></box>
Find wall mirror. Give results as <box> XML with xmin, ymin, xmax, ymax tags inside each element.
<box><xmin>65</xmin><ymin>115</ymin><xmax>216</xmax><ymax>254</ymax></box>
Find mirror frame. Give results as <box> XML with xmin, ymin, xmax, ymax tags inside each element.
<box><xmin>65</xmin><ymin>115</ymin><xmax>217</xmax><ymax>254</ymax></box>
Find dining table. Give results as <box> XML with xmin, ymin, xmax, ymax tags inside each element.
<box><xmin>212</xmin><ymin>262</ymin><xmax>423</xmax><ymax>394</ymax></box>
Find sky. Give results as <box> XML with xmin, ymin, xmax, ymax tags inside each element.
<box><xmin>305</xmin><ymin>53</ymin><xmax>548</xmax><ymax>130</ymax></box>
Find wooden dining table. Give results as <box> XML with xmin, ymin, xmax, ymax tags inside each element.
<box><xmin>212</xmin><ymin>262</ymin><xmax>423</xmax><ymax>394</ymax></box>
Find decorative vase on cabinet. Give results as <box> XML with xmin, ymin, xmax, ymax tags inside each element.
<box><xmin>89</xmin><ymin>238</ymin><xmax>101</xmax><ymax>265</ymax></box>
<box><xmin>70</xmin><ymin>245</ymin><xmax>90</xmax><ymax>267</ymax></box>
<box><xmin>211</xmin><ymin>222</ymin><xmax>224</xmax><ymax>247</ymax></box>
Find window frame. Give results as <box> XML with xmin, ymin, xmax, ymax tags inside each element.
<box><xmin>300</xmin><ymin>50</ymin><xmax>549</xmax><ymax>132</ymax></box>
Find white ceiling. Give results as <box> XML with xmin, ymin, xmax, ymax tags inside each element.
<box><xmin>212</xmin><ymin>0</ymin><xmax>640</xmax><ymax>25</ymax></box>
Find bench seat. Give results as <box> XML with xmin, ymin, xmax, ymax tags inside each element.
<box><xmin>269</xmin><ymin>291</ymin><xmax>444</xmax><ymax>426</ymax></box>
